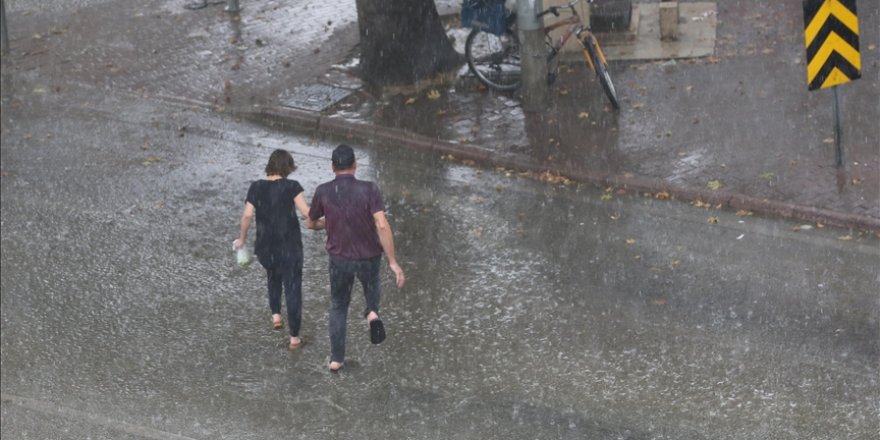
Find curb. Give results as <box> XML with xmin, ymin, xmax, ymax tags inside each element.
<box><xmin>239</xmin><ymin>105</ymin><xmax>880</xmax><ymax>233</ymax></box>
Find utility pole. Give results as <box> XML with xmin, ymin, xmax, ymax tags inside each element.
<box><xmin>517</xmin><ymin>0</ymin><xmax>547</xmax><ymax>112</ymax></box>
<box><xmin>1</xmin><ymin>0</ymin><xmax>10</xmax><ymax>54</ymax></box>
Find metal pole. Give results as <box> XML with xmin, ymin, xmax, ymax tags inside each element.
<box><xmin>518</xmin><ymin>0</ymin><xmax>547</xmax><ymax>112</ymax></box>
<box><xmin>224</xmin><ymin>0</ymin><xmax>240</xmax><ymax>14</ymax></box>
<box><xmin>1</xmin><ymin>0</ymin><xmax>10</xmax><ymax>54</ymax></box>
<box><xmin>833</xmin><ymin>86</ymin><xmax>843</xmax><ymax>167</ymax></box>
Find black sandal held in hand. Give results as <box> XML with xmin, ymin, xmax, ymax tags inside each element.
<box><xmin>369</xmin><ymin>319</ymin><xmax>385</xmax><ymax>344</ymax></box>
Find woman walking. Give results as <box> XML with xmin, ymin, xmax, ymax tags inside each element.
<box><xmin>233</xmin><ymin>149</ymin><xmax>321</xmax><ymax>351</ymax></box>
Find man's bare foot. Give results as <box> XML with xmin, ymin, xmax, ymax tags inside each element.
<box><xmin>329</xmin><ymin>361</ymin><xmax>344</xmax><ymax>372</ymax></box>
<box><xmin>366</xmin><ymin>311</ymin><xmax>379</xmax><ymax>322</ymax></box>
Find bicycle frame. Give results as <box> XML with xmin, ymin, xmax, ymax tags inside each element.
<box><xmin>539</xmin><ymin>0</ymin><xmax>609</xmax><ymax>71</ymax></box>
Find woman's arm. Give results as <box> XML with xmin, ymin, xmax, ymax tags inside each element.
<box><xmin>296</xmin><ymin>193</ymin><xmax>325</xmax><ymax>230</ymax></box>
<box><xmin>233</xmin><ymin>202</ymin><xmax>255</xmax><ymax>249</ymax></box>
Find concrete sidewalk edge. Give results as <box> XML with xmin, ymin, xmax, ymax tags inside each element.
<box><xmin>240</xmin><ymin>105</ymin><xmax>880</xmax><ymax>233</ymax></box>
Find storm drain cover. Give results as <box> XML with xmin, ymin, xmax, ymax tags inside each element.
<box><xmin>280</xmin><ymin>84</ymin><xmax>354</xmax><ymax>112</ymax></box>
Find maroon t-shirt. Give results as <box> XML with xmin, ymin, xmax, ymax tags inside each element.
<box><xmin>309</xmin><ymin>174</ymin><xmax>385</xmax><ymax>260</ymax></box>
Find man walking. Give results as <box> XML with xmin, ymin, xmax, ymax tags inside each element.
<box><xmin>307</xmin><ymin>144</ymin><xmax>405</xmax><ymax>373</ymax></box>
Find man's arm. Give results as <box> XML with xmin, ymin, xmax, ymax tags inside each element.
<box><xmin>233</xmin><ymin>202</ymin><xmax>255</xmax><ymax>249</ymax></box>
<box><xmin>373</xmin><ymin>210</ymin><xmax>404</xmax><ymax>288</ymax></box>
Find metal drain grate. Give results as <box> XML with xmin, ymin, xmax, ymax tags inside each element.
<box><xmin>280</xmin><ymin>84</ymin><xmax>354</xmax><ymax>112</ymax></box>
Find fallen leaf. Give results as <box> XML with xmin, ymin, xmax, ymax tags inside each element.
<box><xmin>141</xmin><ymin>156</ymin><xmax>161</xmax><ymax>165</ymax></box>
<box><xmin>707</xmin><ymin>180</ymin><xmax>723</xmax><ymax>190</ymax></box>
<box><xmin>759</xmin><ymin>171</ymin><xmax>775</xmax><ymax>180</ymax></box>
<box><xmin>436</xmin><ymin>109</ymin><xmax>447</xmax><ymax>116</ymax></box>
<box><xmin>822</xmin><ymin>138</ymin><xmax>834</xmax><ymax>144</ymax></box>
<box><xmin>427</xmin><ymin>89</ymin><xmax>441</xmax><ymax>100</ymax></box>
<box><xmin>851</xmin><ymin>178</ymin><xmax>864</xmax><ymax>185</ymax></box>
<box><xmin>559</xmin><ymin>89</ymin><xmax>569</xmax><ymax>95</ymax></box>
<box><xmin>671</xmin><ymin>260</ymin><xmax>681</xmax><ymax>268</ymax></box>
<box><xmin>610</xmin><ymin>213</ymin><xmax>621</xmax><ymax>220</ymax></box>
<box><xmin>655</xmin><ymin>191</ymin><xmax>670</xmax><ymax>200</ymax></box>
<box><xmin>600</xmin><ymin>193</ymin><xmax>613</xmax><ymax>201</ymax></box>
<box><xmin>626</xmin><ymin>239</ymin><xmax>636</xmax><ymax>244</ymax></box>
<box><xmin>693</xmin><ymin>200</ymin><xmax>711</xmax><ymax>208</ymax></box>
<box><xmin>578</xmin><ymin>112</ymin><xmax>590</xmax><ymax>119</ymax></box>
<box><xmin>735</xmin><ymin>210</ymin><xmax>753</xmax><ymax>217</ymax></box>
<box><xmin>404</xmin><ymin>97</ymin><xmax>417</xmax><ymax>105</ymax></box>
<box><xmin>33</xmin><ymin>88</ymin><xmax>48</xmax><ymax>94</ymax></box>
<box><xmin>837</xmin><ymin>235</ymin><xmax>853</xmax><ymax>241</ymax></box>
<box><xmin>707</xmin><ymin>216</ymin><xmax>719</xmax><ymax>224</ymax></box>
<box><xmin>632</xmin><ymin>103</ymin><xmax>645</xmax><ymax>110</ymax></box>
<box><xmin>653</xmin><ymin>298</ymin><xmax>667</xmax><ymax>306</ymax></box>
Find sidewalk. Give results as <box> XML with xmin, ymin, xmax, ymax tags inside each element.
<box><xmin>2</xmin><ymin>0</ymin><xmax>878</xmax><ymax>230</ymax></box>
<box><xmin>247</xmin><ymin>1</ymin><xmax>880</xmax><ymax>230</ymax></box>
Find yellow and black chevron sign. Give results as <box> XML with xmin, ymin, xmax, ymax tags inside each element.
<box><xmin>803</xmin><ymin>0</ymin><xmax>861</xmax><ymax>91</ymax></box>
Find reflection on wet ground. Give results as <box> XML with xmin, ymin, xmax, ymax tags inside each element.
<box><xmin>2</xmin><ymin>84</ymin><xmax>878</xmax><ymax>438</ymax></box>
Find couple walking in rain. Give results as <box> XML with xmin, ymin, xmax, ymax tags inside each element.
<box><xmin>233</xmin><ymin>144</ymin><xmax>405</xmax><ymax>373</ymax></box>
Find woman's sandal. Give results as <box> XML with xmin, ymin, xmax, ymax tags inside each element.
<box><xmin>329</xmin><ymin>361</ymin><xmax>344</xmax><ymax>373</ymax></box>
<box><xmin>272</xmin><ymin>315</ymin><xmax>283</xmax><ymax>330</ymax></box>
<box><xmin>288</xmin><ymin>337</ymin><xmax>305</xmax><ymax>352</ymax></box>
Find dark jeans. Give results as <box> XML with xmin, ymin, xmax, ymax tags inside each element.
<box><xmin>328</xmin><ymin>255</ymin><xmax>382</xmax><ymax>363</ymax></box>
<box><xmin>261</xmin><ymin>254</ymin><xmax>303</xmax><ymax>337</ymax></box>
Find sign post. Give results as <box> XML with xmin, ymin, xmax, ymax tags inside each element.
<box><xmin>802</xmin><ymin>0</ymin><xmax>861</xmax><ymax>167</ymax></box>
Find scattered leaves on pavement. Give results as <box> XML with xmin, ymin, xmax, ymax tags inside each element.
<box><xmin>759</xmin><ymin>171</ymin><xmax>775</xmax><ymax>180</ymax></box>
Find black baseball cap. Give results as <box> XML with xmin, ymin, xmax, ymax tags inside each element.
<box><xmin>332</xmin><ymin>144</ymin><xmax>356</xmax><ymax>168</ymax></box>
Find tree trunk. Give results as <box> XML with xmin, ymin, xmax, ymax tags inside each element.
<box><xmin>356</xmin><ymin>0</ymin><xmax>464</xmax><ymax>87</ymax></box>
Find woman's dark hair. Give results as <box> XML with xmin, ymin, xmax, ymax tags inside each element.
<box><xmin>265</xmin><ymin>149</ymin><xmax>297</xmax><ymax>177</ymax></box>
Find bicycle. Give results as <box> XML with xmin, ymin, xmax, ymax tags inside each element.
<box><xmin>464</xmin><ymin>0</ymin><xmax>619</xmax><ymax>110</ymax></box>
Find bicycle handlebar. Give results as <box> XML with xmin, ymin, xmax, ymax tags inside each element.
<box><xmin>536</xmin><ymin>0</ymin><xmax>581</xmax><ymax>19</ymax></box>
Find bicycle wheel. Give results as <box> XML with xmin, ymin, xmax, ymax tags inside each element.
<box><xmin>583</xmin><ymin>34</ymin><xmax>620</xmax><ymax>110</ymax></box>
<box><xmin>465</xmin><ymin>28</ymin><xmax>521</xmax><ymax>91</ymax></box>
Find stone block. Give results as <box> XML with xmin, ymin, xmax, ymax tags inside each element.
<box><xmin>660</xmin><ymin>1</ymin><xmax>679</xmax><ymax>41</ymax></box>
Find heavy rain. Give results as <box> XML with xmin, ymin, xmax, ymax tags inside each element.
<box><xmin>2</xmin><ymin>0</ymin><xmax>878</xmax><ymax>439</ymax></box>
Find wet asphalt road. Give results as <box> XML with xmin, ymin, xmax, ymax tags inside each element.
<box><xmin>1</xmin><ymin>77</ymin><xmax>878</xmax><ymax>439</ymax></box>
